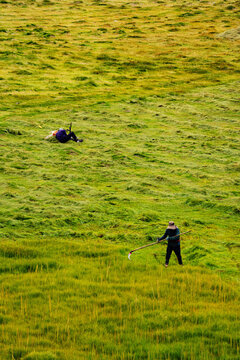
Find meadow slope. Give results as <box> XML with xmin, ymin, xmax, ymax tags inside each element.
<box><xmin>0</xmin><ymin>0</ymin><xmax>240</xmax><ymax>359</ymax></box>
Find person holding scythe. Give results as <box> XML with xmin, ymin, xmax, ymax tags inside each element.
<box><xmin>157</xmin><ymin>221</ymin><xmax>182</xmax><ymax>267</ymax></box>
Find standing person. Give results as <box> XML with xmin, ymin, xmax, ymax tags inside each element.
<box><xmin>55</xmin><ymin>128</ymin><xmax>83</xmax><ymax>143</ymax></box>
<box><xmin>157</xmin><ymin>221</ymin><xmax>182</xmax><ymax>267</ymax></box>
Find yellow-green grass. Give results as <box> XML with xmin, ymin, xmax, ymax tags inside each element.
<box><xmin>0</xmin><ymin>0</ymin><xmax>240</xmax><ymax>359</ymax></box>
<box><xmin>0</xmin><ymin>238</ymin><xmax>240</xmax><ymax>360</ymax></box>
<box><xmin>0</xmin><ymin>0</ymin><xmax>240</xmax><ymax>106</ymax></box>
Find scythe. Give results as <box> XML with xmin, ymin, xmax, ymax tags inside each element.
<box><xmin>128</xmin><ymin>231</ymin><xmax>191</xmax><ymax>260</ymax></box>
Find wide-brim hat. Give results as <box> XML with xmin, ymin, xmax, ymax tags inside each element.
<box><xmin>167</xmin><ymin>221</ymin><xmax>177</xmax><ymax>230</ymax></box>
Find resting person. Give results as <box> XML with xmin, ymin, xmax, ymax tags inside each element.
<box><xmin>55</xmin><ymin>128</ymin><xmax>83</xmax><ymax>143</ymax></box>
<box><xmin>157</xmin><ymin>221</ymin><xmax>182</xmax><ymax>267</ymax></box>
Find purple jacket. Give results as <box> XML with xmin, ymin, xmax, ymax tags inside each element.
<box><xmin>56</xmin><ymin>129</ymin><xmax>68</xmax><ymax>143</ymax></box>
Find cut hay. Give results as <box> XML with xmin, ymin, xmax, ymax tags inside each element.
<box><xmin>217</xmin><ymin>26</ymin><xmax>240</xmax><ymax>40</ymax></box>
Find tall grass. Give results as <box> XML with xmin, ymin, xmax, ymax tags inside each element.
<box><xmin>1</xmin><ymin>239</ymin><xmax>240</xmax><ymax>359</ymax></box>
<box><xmin>0</xmin><ymin>0</ymin><xmax>240</xmax><ymax>359</ymax></box>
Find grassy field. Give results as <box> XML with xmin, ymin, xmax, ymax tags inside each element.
<box><xmin>0</xmin><ymin>0</ymin><xmax>240</xmax><ymax>359</ymax></box>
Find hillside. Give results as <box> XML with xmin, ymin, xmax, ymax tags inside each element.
<box><xmin>0</xmin><ymin>0</ymin><xmax>240</xmax><ymax>359</ymax></box>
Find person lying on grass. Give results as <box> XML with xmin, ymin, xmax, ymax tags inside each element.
<box><xmin>157</xmin><ymin>221</ymin><xmax>182</xmax><ymax>267</ymax></box>
<box><xmin>55</xmin><ymin>128</ymin><xmax>83</xmax><ymax>143</ymax></box>
<box><xmin>45</xmin><ymin>128</ymin><xmax>83</xmax><ymax>143</ymax></box>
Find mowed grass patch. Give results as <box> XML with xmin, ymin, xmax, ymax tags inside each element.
<box><xmin>0</xmin><ymin>0</ymin><xmax>240</xmax><ymax>359</ymax></box>
<box><xmin>0</xmin><ymin>80</ymin><xmax>240</xmax><ymax>358</ymax></box>
<box><xmin>1</xmin><ymin>81</ymin><xmax>239</xmax><ymax>254</ymax></box>
<box><xmin>0</xmin><ymin>0</ymin><xmax>240</xmax><ymax>108</ymax></box>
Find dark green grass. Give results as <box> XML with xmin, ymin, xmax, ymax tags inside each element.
<box><xmin>1</xmin><ymin>82</ymin><xmax>240</xmax><ymax>359</ymax></box>
<box><xmin>1</xmin><ymin>82</ymin><xmax>239</xmax><ymax>254</ymax></box>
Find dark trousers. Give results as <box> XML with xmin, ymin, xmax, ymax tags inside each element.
<box><xmin>57</xmin><ymin>131</ymin><xmax>78</xmax><ymax>143</ymax></box>
<box><xmin>166</xmin><ymin>243</ymin><xmax>182</xmax><ymax>265</ymax></box>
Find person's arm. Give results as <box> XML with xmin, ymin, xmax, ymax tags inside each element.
<box><xmin>67</xmin><ymin>123</ymin><xmax>72</xmax><ymax>134</ymax></box>
<box><xmin>157</xmin><ymin>229</ymin><xmax>168</xmax><ymax>242</ymax></box>
<box><xmin>168</xmin><ymin>228</ymin><xmax>180</xmax><ymax>241</ymax></box>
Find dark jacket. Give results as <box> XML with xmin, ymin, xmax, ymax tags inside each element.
<box><xmin>56</xmin><ymin>129</ymin><xmax>68</xmax><ymax>143</ymax></box>
<box><xmin>158</xmin><ymin>227</ymin><xmax>180</xmax><ymax>245</ymax></box>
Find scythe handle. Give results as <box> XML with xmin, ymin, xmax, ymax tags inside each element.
<box><xmin>129</xmin><ymin>230</ymin><xmax>191</xmax><ymax>254</ymax></box>
<box><xmin>129</xmin><ymin>241</ymin><xmax>158</xmax><ymax>254</ymax></box>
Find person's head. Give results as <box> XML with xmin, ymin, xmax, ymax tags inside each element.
<box><xmin>167</xmin><ymin>221</ymin><xmax>177</xmax><ymax>230</ymax></box>
<box><xmin>45</xmin><ymin>130</ymin><xmax>58</xmax><ymax>140</ymax></box>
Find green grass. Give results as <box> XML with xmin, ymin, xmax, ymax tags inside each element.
<box><xmin>0</xmin><ymin>0</ymin><xmax>240</xmax><ymax>359</ymax></box>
